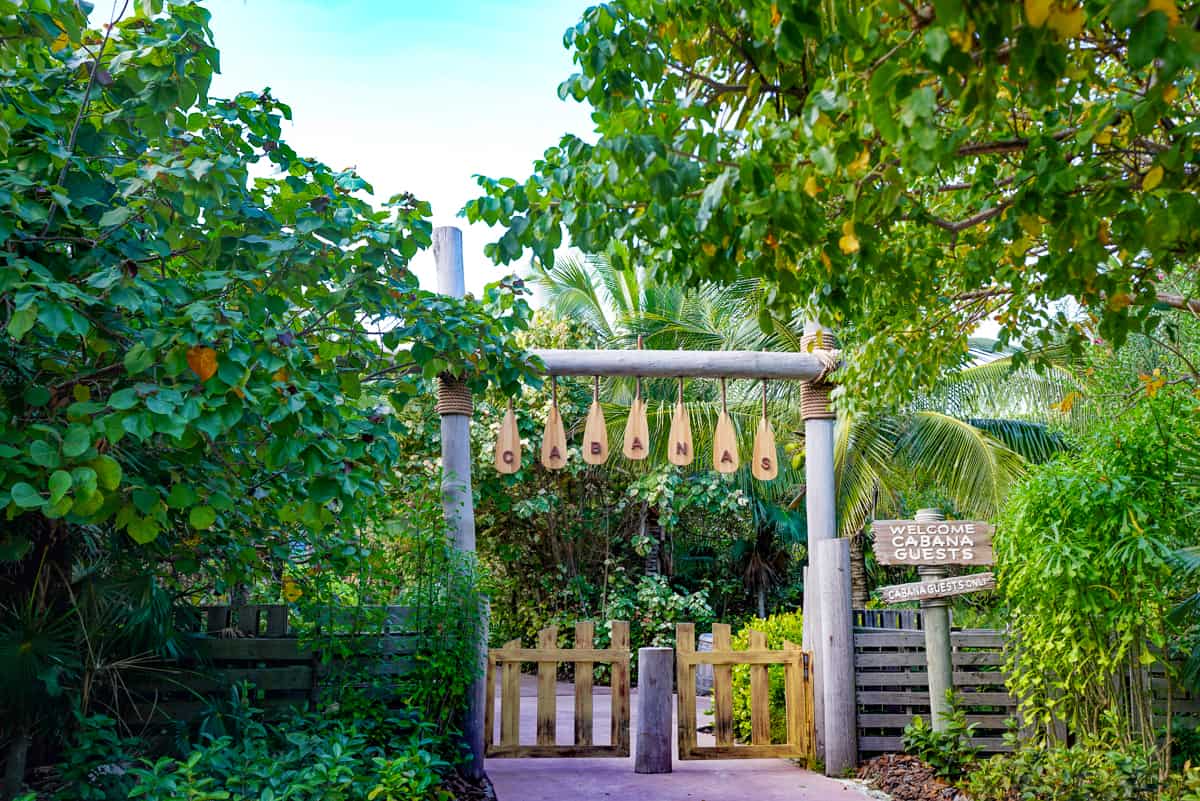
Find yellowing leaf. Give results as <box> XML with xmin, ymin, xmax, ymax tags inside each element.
<box><xmin>803</xmin><ymin>175</ymin><xmax>820</xmax><ymax>197</ymax></box>
<box><xmin>1143</xmin><ymin>165</ymin><xmax>1164</xmax><ymax>191</ymax></box>
<box><xmin>1052</xmin><ymin>391</ymin><xmax>1081</xmax><ymax>413</ymax></box>
<box><xmin>819</xmin><ymin>250</ymin><xmax>832</xmax><ymax>270</ymax></box>
<box><xmin>1108</xmin><ymin>291</ymin><xmax>1133</xmax><ymax>311</ymax></box>
<box><xmin>1146</xmin><ymin>0</ymin><xmax>1180</xmax><ymax>26</ymax></box>
<box><xmin>847</xmin><ymin>147</ymin><xmax>871</xmax><ymax>176</ymax></box>
<box><xmin>838</xmin><ymin>220</ymin><xmax>860</xmax><ymax>255</ymax></box>
<box><xmin>1139</xmin><ymin>368</ymin><xmax>1167</xmax><ymax>397</ymax></box>
<box><xmin>1025</xmin><ymin>0</ymin><xmax>1052</xmax><ymax>26</ymax></box>
<box><xmin>272</xmin><ymin>368</ymin><xmax>288</xmax><ymax>383</ymax></box>
<box><xmin>186</xmin><ymin>346</ymin><xmax>218</xmax><ymax>382</ymax></box>
<box><xmin>1019</xmin><ymin>214</ymin><xmax>1043</xmax><ymax>238</ymax></box>
<box><xmin>283</xmin><ymin>577</ymin><xmax>303</xmax><ymax>602</ymax></box>
<box><xmin>701</xmin><ymin>242</ymin><xmax>717</xmax><ymax>257</ymax></box>
<box><xmin>1047</xmin><ymin>3</ymin><xmax>1085</xmax><ymax>38</ymax></box>
<box><xmin>1093</xmin><ymin>130</ymin><xmax>1112</xmax><ymax>146</ymax></box>
<box><xmin>73</xmin><ymin>384</ymin><xmax>91</xmax><ymax>403</ymax></box>
<box><xmin>770</xmin><ymin>2</ymin><xmax>781</xmax><ymax>26</ymax></box>
<box><xmin>1163</xmin><ymin>84</ymin><xmax>1179</xmax><ymax>103</ymax></box>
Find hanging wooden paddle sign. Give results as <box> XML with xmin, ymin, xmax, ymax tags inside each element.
<box><xmin>494</xmin><ymin>400</ymin><xmax>521</xmax><ymax>474</ymax></box>
<box><xmin>751</xmin><ymin>380</ymin><xmax>777</xmax><ymax>481</ymax></box>
<box><xmin>713</xmin><ymin>378</ymin><xmax>739</xmax><ymax>473</ymax></box>
<box><xmin>540</xmin><ymin>377</ymin><xmax>568</xmax><ymax>470</ymax></box>
<box><xmin>623</xmin><ymin>376</ymin><xmax>650</xmax><ymax>460</ymax></box>
<box><xmin>582</xmin><ymin>376</ymin><xmax>609</xmax><ymax>465</ymax></box>
<box><xmin>668</xmin><ymin>379</ymin><xmax>693</xmax><ymax>466</ymax></box>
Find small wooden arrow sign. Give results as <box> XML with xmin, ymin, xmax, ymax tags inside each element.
<box><xmin>713</xmin><ymin>378</ymin><xmax>739</xmax><ymax>473</ymax></box>
<box><xmin>582</xmin><ymin>376</ymin><xmax>609</xmax><ymax>465</ymax></box>
<box><xmin>879</xmin><ymin>572</ymin><xmax>996</xmax><ymax>604</ymax></box>
<box><xmin>540</xmin><ymin>377</ymin><xmax>568</xmax><ymax>470</ymax></box>
<box><xmin>668</xmin><ymin>379</ymin><xmax>693</xmax><ymax>466</ymax></box>
<box><xmin>494</xmin><ymin>401</ymin><xmax>521</xmax><ymax>474</ymax></box>
<box><xmin>623</xmin><ymin>377</ymin><xmax>649</xmax><ymax>460</ymax></box>
<box><xmin>751</xmin><ymin>381</ymin><xmax>777</xmax><ymax>481</ymax></box>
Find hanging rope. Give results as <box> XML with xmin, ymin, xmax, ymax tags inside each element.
<box><xmin>800</xmin><ymin>330</ymin><xmax>839</xmax><ymax>420</ymax></box>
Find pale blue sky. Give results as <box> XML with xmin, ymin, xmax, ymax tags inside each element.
<box><xmin>139</xmin><ymin>1</ymin><xmax>594</xmax><ymax>293</ymax></box>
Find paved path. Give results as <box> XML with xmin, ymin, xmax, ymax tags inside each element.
<box><xmin>486</xmin><ymin>678</ymin><xmax>867</xmax><ymax>801</ymax></box>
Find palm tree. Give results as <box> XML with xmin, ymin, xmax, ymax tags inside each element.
<box><xmin>530</xmin><ymin>252</ymin><xmax>1075</xmax><ymax>607</ymax></box>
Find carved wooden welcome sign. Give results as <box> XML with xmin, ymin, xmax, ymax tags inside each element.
<box><xmin>492</xmin><ymin>376</ymin><xmax>780</xmax><ymax>480</ymax></box>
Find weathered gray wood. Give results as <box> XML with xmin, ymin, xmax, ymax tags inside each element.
<box><xmin>818</xmin><ymin>538</ymin><xmax>856</xmax><ymax>777</ymax></box>
<box><xmin>880</xmin><ymin>572</ymin><xmax>996</xmax><ymax>603</ymax></box>
<box><xmin>856</xmin><ymin>651</ymin><xmax>1005</xmax><ymax>668</ymax></box>
<box><xmin>872</xmin><ymin>518</ymin><xmax>994</xmax><ymax>566</ymax></box>
<box><xmin>635</xmin><ymin>647</ymin><xmax>674</xmax><ymax>774</ymax></box>
<box><xmin>854</xmin><ymin>630</ymin><xmax>1005</xmax><ymax>648</ymax></box>
<box><xmin>856</xmin><ymin>670</ymin><xmax>1007</xmax><ymax>687</ymax></box>
<box><xmin>434</xmin><ymin>225</ymin><xmax>484</xmax><ymax>780</ymax></box>
<box><xmin>859</xmin><ymin>735</ymin><xmax>1013</xmax><ymax>753</ymax></box>
<box><xmin>529</xmin><ymin>349</ymin><xmax>828</xmax><ymax>380</ymax></box>
<box><xmin>856</xmin><ymin>690</ymin><xmax>1014</xmax><ymax>706</ymax></box>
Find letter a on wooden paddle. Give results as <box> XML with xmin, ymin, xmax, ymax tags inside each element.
<box><xmin>668</xmin><ymin>378</ymin><xmax>693</xmax><ymax>466</ymax></box>
<box><xmin>582</xmin><ymin>376</ymin><xmax>609</xmax><ymax>465</ymax></box>
<box><xmin>751</xmin><ymin>381</ymin><xmax>777</xmax><ymax>481</ymax></box>
<box><xmin>494</xmin><ymin>401</ymin><xmax>521</xmax><ymax>474</ymax></box>
<box><xmin>541</xmin><ymin>377</ymin><xmax>568</xmax><ymax>470</ymax></box>
<box><xmin>623</xmin><ymin>377</ymin><xmax>649</xmax><ymax>461</ymax></box>
<box><xmin>713</xmin><ymin>378</ymin><xmax>738</xmax><ymax>473</ymax></box>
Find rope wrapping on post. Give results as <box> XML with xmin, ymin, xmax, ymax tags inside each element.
<box><xmin>435</xmin><ymin>375</ymin><xmax>474</xmax><ymax>416</ymax></box>
<box><xmin>800</xmin><ymin>330</ymin><xmax>840</xmax><ymax>421</ymax></box>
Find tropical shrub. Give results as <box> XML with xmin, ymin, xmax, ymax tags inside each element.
<box><xmin>900</xmin><ymin>694</ymin><xmax>980</xmax><ymax>779</ymax></box>
<box><xmin>729</xmin><ymin>610</ymin><xmax>803</xmax><ymax>742</ymax></box>
<box><xmin>608</xmin><ymin>574</ymin><xmax>715</xmax><ymax>649</ymax></box>
<box><xmin>998</xmin><ymin>389</ymin><xmax>1200</xmax><ymax>754</ymax></box>
<box><xmin>966</xmin><ymin>742</ymin><xmax>1159</xmax><ymax>801</ymax></box>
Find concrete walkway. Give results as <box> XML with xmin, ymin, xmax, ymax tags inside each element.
<box><xmin>486</xmin><ymin>677</ymin><xmax>866</xmax><ymax>801</ymax></box>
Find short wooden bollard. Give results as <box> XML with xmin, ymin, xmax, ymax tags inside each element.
<box><xmin>635</xmin><ymin>647</ymin><xmax>673</xmax><ymax>774</ymax></box>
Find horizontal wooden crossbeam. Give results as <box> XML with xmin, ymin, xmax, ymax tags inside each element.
<box><xmin>529</xmin><ymin>349</ymin><xmax>829</xmax><ymax>380</ymax></box>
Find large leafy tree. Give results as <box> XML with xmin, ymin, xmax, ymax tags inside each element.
<box><xmin>466</xmin><ymin>0</ymin><xmax>1200</xmax><ymax>409</ymax></box>
<box><xmin>0</xmin><ymin>1</ymin><xmax>532</xmax><ymax>787</ymax></box>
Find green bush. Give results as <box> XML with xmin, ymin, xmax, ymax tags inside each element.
<box><xmin>966</xmin><ymin>742</ymin><xmax>1158</xmax><ymax>801</ymax></box>
<box><xmin>900</xmin><ymin>694</ymin><xmax>980</xmax><ymax>779</ymax></box>
<box><xmin>729</xmin><ymin>610</ymin><xmax>804</xmax><ymax>742</ymax></box>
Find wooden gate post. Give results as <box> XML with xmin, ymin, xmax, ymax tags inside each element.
<box><xmin>635</xmin><ymin>647</ymin><xmax>674</xmax><ymax>774</ymax></box>
<box><xmin>916</xmin><ymin>508</ymin><xmax>955</xmax><ymax>731</ymax></box>
<box><xmin>818</xmin><ymin>538</ymin><xmax>857</xmax><ymax>776</ymax></box>
<box><xmin>801</xmin><ymin>320</ymin><xmax>838</xmax><ymax>762</ymax></box>
<box><xmin>434</xmin><ymin>226</ymin><xmax>485</xmax><ymax>778</ymax></box>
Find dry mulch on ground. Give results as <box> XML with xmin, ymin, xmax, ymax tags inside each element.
<box><xmin>857</xmin><ymin>754</ymin><xmax>970</xmax><ymax>801</ymax></box>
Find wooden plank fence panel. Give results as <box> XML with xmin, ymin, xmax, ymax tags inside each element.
<box><xmin>500</xmin><ymin>638</ymin><xmax>521</xmax><ymax>748</ymax></box>
<box><xmin>574</xmin><ymin>621</ymin><xmax>594</xmax><ymax>747</ymax></box>
<box><xmin>610</xmin><ymin>621</ymin><xmax>631</xmax><ymax>756</ymax></box>
<box><xmin>536</xmin><ymin>627</ymin><xmax>558</xmax><ymax>746</ymax></box>
<box><xmin>675</xmin><ymin>622</ymin><xmax>697</xmax><ymax>760</ymax></box>
<box><xmin>748</xmin><ymin>630</ymin><xmax>770</xmax><ymax>745</ymax></box>
<box><xmin>712</xmin><ymin>623</ymin><xmax>734</xmax><ymax>748</ymax></box>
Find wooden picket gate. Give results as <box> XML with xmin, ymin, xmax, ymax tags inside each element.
<box><xmin>675</xmin><ymin>622</ymin><xmax>815</xmax><ymax>762</ymax></box>
<box><xmin>485</xmin><ymin>620</ymin><xmax>631</xmax><ymax>757</ymax></box>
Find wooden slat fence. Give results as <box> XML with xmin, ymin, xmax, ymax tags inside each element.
<box><xmin>855</xmin><ymin>627</ymin><xmax>1016</xmax><ymax>756</ymax></box>
<box><xmin>123</xmin><ymin>604</ymin><xmax>416</xmax><ymax>727</ymax></box>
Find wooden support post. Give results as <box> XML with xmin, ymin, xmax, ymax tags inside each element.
<box><xmin>635</xmin><ymin>647</ymin><xmax>674</xmax><ymax>774</ymax></box>
<box><xmin>434</xmin><ymin>226</ymin><xmax>485</xmax><ymax>777</ymax></box>
<box><xmin>537</xmin><ymin>626</ymin><xmax>558</xmax><ymax>745</ymax></box>
<box><xmin>801</xmin><ymin>320</ymin><xmax>838</xmax><ymax>762</ymax></box>
<box><xmin>916</xmin><ymin>508</ymin><xmax>955</xmax><ymax>731</ymax></box>
<box><xmin>818</xmin><ymin>537</ymin><xmax>857</xmax><ymax>776</ymax></box>
<box><xmin>500</xmin><ymin>638</ymin><xmax>521</xmax><ymax>748</ymax></box>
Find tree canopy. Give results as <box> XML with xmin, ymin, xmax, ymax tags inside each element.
<box><xmin>466</xmin><ymin>0</ymin><xmax>1200</xmax><ymax>407</ymax></box>
<box><xmin>0</xmin><ymin>0</ymin><xmax>534</xmax><ymax>555</ymax></box>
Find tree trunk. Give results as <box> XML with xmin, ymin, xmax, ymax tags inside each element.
<box><xmin>849</xmin><ymin>530</ymin><xmax>868</xmax><ymax>609</ymax></box>
<box><xmin>3</xmin><ymin>726</ymin><xmax>30</xmax><ymax>801</ymax></box>
<box><xmin>756</xmin><ymin>586</ymin><xmax>767</xmax><ymax>619</ymax></box>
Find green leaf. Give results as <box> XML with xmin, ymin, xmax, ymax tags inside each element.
<box><xmin>189</xmin><ymin>505</ymin><xmax>217</xmax><ymax>530</ymax></box>
<box><xmin>108</xmin><ymin>388</ymin><xmax>139</xmax><ymax>410</ymax></box>
<box><xmin>11</xmin><ymin>482</ymin><xmax>45</xmax><ymax>509</ymax></box>
<box><xmin>24</xmin><ymin>386</ymin><xmax>50</xmax><ymax>407</ymax></box>
<box><xmin>166</xmin><ymin>483</ymin><xmax>197</xmax><ymax>509</ymax></box>
<box><xmin>1128</xmin><ymin>11</ymin><xmax>1167</xmax><ymax>70</ymax></box>
<box><xmin>62</xmin><ymin>425</ymin><xmax>91</xmax><ymax>458</ymax></box>
<box><xmin>48</xmin><ymin>470</ymin><xmax>72</xmax><ymax>504</ymax></box>
<box><xmin>123</xmin><ymin>343</ymin><xmax>155</xmax><ymax>375</ymax></box>
<box><xmin>126</xmin><ymin>515</ymin><xmax>160</xmax><ymax>544</ymax></box>
<box><xmin>925</xmin><ymin>28</ymin><xmax>951</xmax><ymax>64</ymax></box>
<box><xmin>91</xmin><ymin>455</ymin><xmax>122</xmax><ymax>490</ymax></box>
<box><xmin>7</xmin><ymin>305</ymin><xmax>36</xmax><ymax>340</ymax></box>
<box><xmin>98</xmin><ymin>206</ymin><xmax>132</xmax><ymax>227</ymax></box>
<box><xmin>29</xmin><ymin>439</ymin><xmax>59</xmax><ymax>468</ymax></box>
